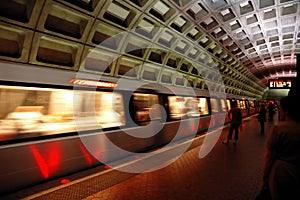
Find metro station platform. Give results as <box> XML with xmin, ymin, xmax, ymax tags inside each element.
<box><xmin>2</xmin><ymin>114</ymin><xmax>277</xmax><ymax>200</ymax></box>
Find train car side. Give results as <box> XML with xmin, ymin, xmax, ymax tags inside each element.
<box><xmin>0</xmin><ymin>63</ymin><xmax>260</xmax><ymax>195</ymax></box>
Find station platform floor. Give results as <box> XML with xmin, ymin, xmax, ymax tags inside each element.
<box><xmin>2</xmin><ymin>114</ymin><xmax>278</xmax><ymax>200</ymax></box>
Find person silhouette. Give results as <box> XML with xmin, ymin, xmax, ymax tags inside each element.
<box><xmin>260</xmin><ymin>90</ymin><xmax>300</xmax><ymax>200</ymax></box>
<box><xmin>222</xmin><ymin>100</ymin><xmax>242</xmax><ymax>144</ymax></box>
<box><xmin>257</xmin><ymin>104</ymin><xmax>267</xmax><ymax>134</ymax></box>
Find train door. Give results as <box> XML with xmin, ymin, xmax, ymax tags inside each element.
<box><xmin>130</xmin><ymin>93</ymin><xmax>162</xmax><ymax>126</ymax></box>
<box><xmin>237</xmin><ymin>99</ymin><xmax>247</xmax><ymax>117</ymax></box>
<box><xmin>210</xmin><ymin>98</ymin><xmax>220</xmax><ymax>127</ymax></box>
<box><xmin>247</xmin><ymin>100</ymin><xmax>256</xmax><ymax>115</ymax></box>
<box><xmin>224</xmin><ymin>98</ymin><xmax>232</xmax><ymax>123</ymax></box>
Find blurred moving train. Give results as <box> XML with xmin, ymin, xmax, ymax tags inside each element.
<box><xmin>0</xmin><ymin>62</ymin><xmax>260</xmax><ymax>195</ymax></box>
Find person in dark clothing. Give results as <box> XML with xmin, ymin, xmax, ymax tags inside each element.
<box><xmin>257</xmin><ymin>104</ymin><xmax>267</xmax><ymax>134</ymax></box>
<box><xmin>260</xmin><ymin>90</ymin><xmax>300</xmax><ymax>200</ymax></box>
<box><xmin>222</xmin><ymin>100</ymin><xmax>242</xmax><ymax>144</ymax></box>
<box><xmin>267</xmin><ymin>102</ymin><xmax>275</xmax><ymax>121</ymax></box>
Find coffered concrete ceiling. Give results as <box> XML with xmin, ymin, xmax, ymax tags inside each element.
<box><xmin>171</xmin><ymin>0</ymin><xmax>299</xmax><ymax>85</ymax></box>
<box><xmin>0</xmin><ymin>0</ymin><xmax>299</xmax><ymax>98</ymax></box>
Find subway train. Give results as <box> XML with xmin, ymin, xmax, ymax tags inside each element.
<box><xmin>0</xmin><ymin>61</ymin><xmax>260</xmax><ymax>195</ymax></box>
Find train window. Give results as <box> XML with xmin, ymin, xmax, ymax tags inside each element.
<box><xmin>242</xmin><ymin>100</ymin><xmax>247</xmax><ymax>109</ymax></box>
<box><xmin>238</xmin><ymin>100</ymin><xmax>247</xmax><ymax>109</ymax></box>
<box><xmin>226</xmin><ymin>99</ymin><xmax>231</xmax><ymax>111</ymax></box>
<box><xmin>248</xmin><ymin>100</ymin><xmax>255</xmax><ymax>108</ymax></box>
<box><xmin>220</xmin><ymin>99</ymin><xmax>227</xmax><ymax>112</ymax></box>
<box><xmin>0</xmin><ymin>85</ymin><xmax>125</xmax><ymax>141</ymax></box>
<box><xmin>168</xmin><ymin>96</ymin><xmax>184</xmax><ymax>120</ymax></box>
<box><xmin>210</xmin><ymin>98</ymin><xmax>219</xmax><ymax>113</ymax></box>
<box><xmin>237</xmin><ymin>99</ymin><xmax>240</xmax><ymax>108</ymax></box>
<box><xmin>131</xmin><ymin>93</ymin><xmax>161</xmax><ymax>125</ymax></box>
<box><xmin>168</xmin><ymin>96</ymin><xmax>200</xmax><ymax>119</ymax></box>
<box><xmin>198</xmin><ymin>97</ymin><xmax>209</xmax><ymax>115</ymax></box>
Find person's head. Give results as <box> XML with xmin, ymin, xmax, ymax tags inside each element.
<box><xmin>279</xmin><ymin>96</ymin><xmax>288</xmax><ymax>113</ymax></box>
<box><xmin>231</xmin><ymin>100</ymin><xmax>238</xmax><ymax>108</ymax></box>
<box><xmin>286</xmin><ymin>88</ymin><xmax>300</xmax><ymax>121</ymax></box>
<box><xmin>279</xmin><ymin>96</ymin><xmax>288</xmax><ymax>121</ymax></box>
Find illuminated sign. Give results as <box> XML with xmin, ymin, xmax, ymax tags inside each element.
<box><xmin>70</xmin><ymin>79</ymin><xmax>117</xmax><ymax>88</ymax></box>
<box><xmin>268</xmin><ymin>78</ymin><xmax>295</xmax><ymax>89</ymax></box>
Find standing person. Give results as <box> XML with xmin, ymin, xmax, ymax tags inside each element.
<box><xmin>222</xmin><ymin>100</ymin><xmax>242</xmax><ymax>144</ymax></box>
<box><xmin>260</xmin><ymin>91</ymin><xmax>300</xmax><ymax>200</ymax></box>
<box><xmin>267</xmin><ymin>102</ymin><xmax>275</xmax><ymax>121</ymax></box>
<box><xmin>257</xmin><ymin>104</ymin><xmax>267</xmax><ymax>134</ymax></box>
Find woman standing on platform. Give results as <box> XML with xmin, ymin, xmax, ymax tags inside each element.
<box><xmin>257</xmin><ymin>104</ymin><xmax>267</xmax><ymax>134</ymax></box>
<box><xmin>260</xmin><ymin>91</ymin><xmax>300</xmax><ymax>200</ymax></box>
<box><xmin>222</xmin><ymin>100</ymin><xmax>242</xmax><ymax>144</ymax></box>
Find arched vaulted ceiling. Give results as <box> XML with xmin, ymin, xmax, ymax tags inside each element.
<box><xmin>0</xmin><ymin>0</ymin><xmax>299</xmax><ymax>98</ymax></box>
<box><xmin>171</xmin><ymin>0</ymin><xmax>300</xmax><ymax>85</ymax></box>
